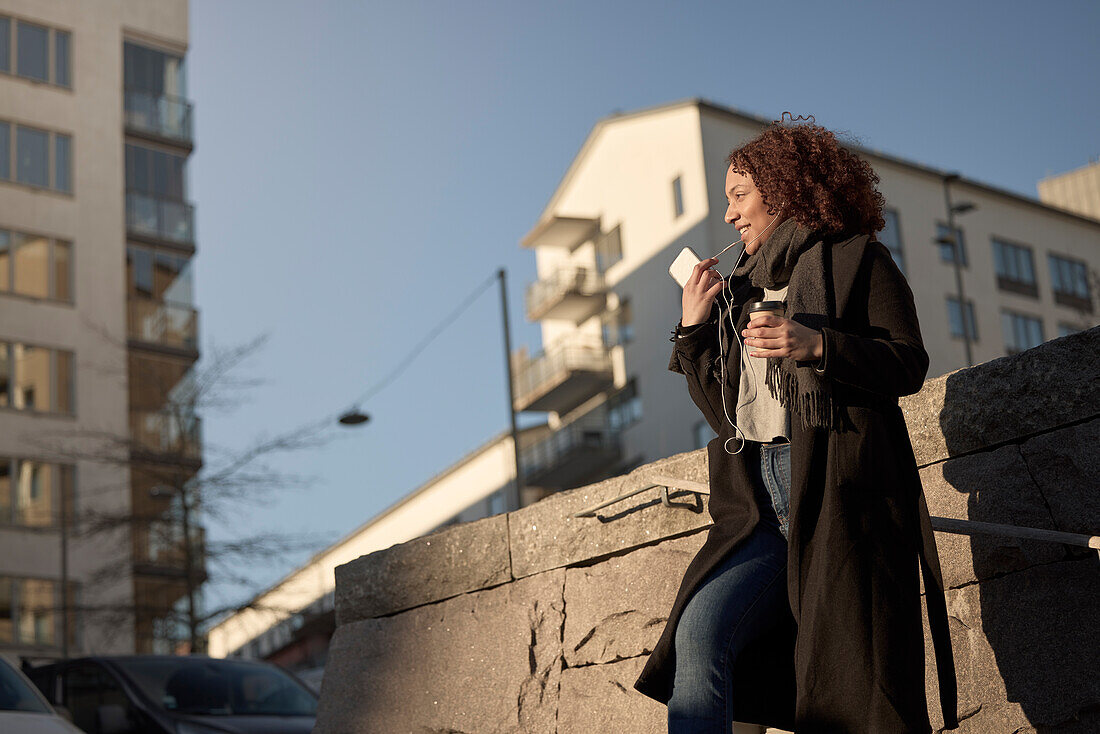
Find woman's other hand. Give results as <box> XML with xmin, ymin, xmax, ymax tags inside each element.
<box><xmin>742</xmin><ymin>314</ymin><xmax>823</xmax><ymax>361</ymax></box>
<box><xmin>682</xmin><ymin>257</ymin><xmax>725</xmax><ymax>326</ymax></box>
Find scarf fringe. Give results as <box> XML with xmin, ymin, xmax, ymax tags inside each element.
<box><xmin>766</xmin><ymin>355</ymin><xmax>843</xmax><ymax>432</ymax></box>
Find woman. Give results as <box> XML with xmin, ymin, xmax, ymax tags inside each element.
<box><xmin>633</xmin><ymin>118</ymin><xmax>958</xmax><ymax>733</ymax></box>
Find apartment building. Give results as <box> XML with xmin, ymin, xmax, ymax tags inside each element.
<box><xmin>0</xmin><ymin>0</ymin><xmax>202</xmax><ymax>658</ymax></box>
<box><xmin>513</xmin><ymin>98</ymin><xmax>1100</xmax><ymax>496</ymax></box>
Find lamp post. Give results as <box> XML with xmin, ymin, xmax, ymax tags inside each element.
<box><xmin>339</xmin><ymin>268</ymin><xmax>525</xmax><ymax>506</ymax></box>
<box><xmin>938</xmin><ymin>174</ymin><xmax>977</xmax><ymax>368</ymax></box>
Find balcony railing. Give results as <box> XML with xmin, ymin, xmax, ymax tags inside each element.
<box><xmin>129</xmin><ymin>298</ymin><xmax>198</xmax><ymax>351</ymax></box>
<box><xmin>136</xmin><ymin>522</ymin><xmax>206</xmax><ymax>573</ymax></box>
<box><xmin>126</xmin><ymin>191</ymin><xmax>195</xmax><ymax>245</ymax></box>
<box><xmin>124</xmin><ymin>89</ymin><xmax>194</xmax><ymax>145</ymax></box>
<box><xmin>130</xmin><ymin>409</ymin><xmax>202</xmax><ymax>461</ymax></box>
<box><xmin>520</xmin><ymin>413</ymin><xmax>622</xmax><ymax>489</ymax></box>
<box><xmin>525</xmin><ymin>267</ymin><xmax>606</xmax><ymax>323</ymax></box>
<box><xmin>513</xmin><ymin>338</ymin><xmax>613</xmax><ymax>414</ymax></box>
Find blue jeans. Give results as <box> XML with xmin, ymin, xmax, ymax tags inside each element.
<box><xmin>667</xmin><ymin>441</ymin><xmax>791</xmax><ymax>733</ymax></box>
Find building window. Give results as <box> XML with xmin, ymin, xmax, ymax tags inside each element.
<box><xmin>936</xmin><ymin>223</ymin><xmax>968</xmax><ymax>266</ymax></box>
<box><xmin>0</xmin><ymin>458</ymin><xmax>74</xmax><ymax>528</ymax></box>
<box><xmin>946</xmin><ymin>296</ymin><xmax>977</xmax><ymax>341</ymax></box>
<box><xmin>16</xmin><ymin>20</ymin><xmax>48</xmax><ymax>82</ymax></box>
<box><xmin>1001</xmin><ymin>310</ymin><xmax>1044</xmax><ymax>355</ymax></box>
<box><xmin>601</xmin><ymin>299</ymin><xmax>634</xmax><ymax>347</ymax></box>
<box><xmin>0</xmin><ymin>577</ymin><xmax>59</xmax><ymax>646</ymax></box>
<box><xmin>595</xmin><ymin>225</ymin><xmax>623</xmax><ymax>273</ymax></box>
<box><xmin>693</xmin><ymin>420</ymin><xmax>717</xmax><ymax>450</ymax></box>
<box><xmin>877</xmin><ymin>208</ymin><xmax>905</xmax><ymax>277</ymax></box>
<box><xmin>0</xmin><ymin>229</ymin><xmax>73</xmax><ymax>303</ymax></box>
<box><xmin>672</xmin><ymin>176</ymin><xmax>684</xmax><ymax>218</ymax></box>
<box><xmin>124</xmin><ymin>41</ymin><xmax>191</xmax><ymax>142</ymax></box>
<box><xmin>126</xmin><ymin>244</ymin><xmax>193</xmax><ymax>305</ymax></box>
<box><xmin>991</xmin><ymin>238</ymin><xmax>1037</xmax><ymax>297</ymax></box>
<box><xmin>0</xmin><ymin>341</ymin><xmax>75</xmax><ymax>414</ymax></box>
<box><xmin>0</xmin><ymin>17</ymin><xmax>9</xmax><ymax>74</ymax></box>
<box><xmin>1048</xmin><ymin>253</ymin><xmax>1092</xmax><ymax>312</ymax></box>
<box><xmin>0</xmin><ymin>17</ymin><xmax>70</xmax><ymax>87</ymax></box>
<box><xmin>607</xmin><ymin>379</ymin><xmax>642</xmax><ymax>431</ymax></box>
<box><xmin>0</xmin><ymin>120</ymin><xmax>72</xmax><ymax>193</ymax></box>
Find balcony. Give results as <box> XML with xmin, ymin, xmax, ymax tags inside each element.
<box><xmin>128</xmin><ymin>298</ymin><xmax>199</xmax><ymax>353</ymax></box>
<box><xmin>521</xmin><ymin>215</ymin><xmax>600</xmax><ymax>251</ymax></box>
<box><xmin>126</xmin><ymin>191</ymin><xmax>195</xmax><ymax>246</ymax></box>
<box><xmin>520</xmin><ymin>414</ymin><xmax>622</xmax><ymax>490</ymax></box>
<box><xmin>513</xmin><ymin>338</ymin><xmax>614</xmax><ymax>414</ymax></box>
<box><xmin>130</xmin><ymin>409</ymin><xmax>202</xmax><ymax>462</ymax></box>
<box><xmin>124</xmin><ymin>89</ymin><xmax>194</xmax><ymax>147</ymax></box>
<box><xmin>134</xmin><ymin>522</ymin><xmax>207</xmax><ymax>580</ymax></box>
<box><xmin>526</xmin><ymin>267</ymin><xmax>607</xmax><ymax>323</ymax></box>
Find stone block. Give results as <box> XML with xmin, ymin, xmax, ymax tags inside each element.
<box><xmin>316</xmin><ymin>569</ymin><xmax>565</xmax><ymax>734</ymax></box>
<box><xmin>510</xmin><ymin>449</ymin><xmax>712</xmax><ymax>579</ymax></box>
<box><xmin>563</xmin><ymin>532</ymin><xmax>706</xmax><ymax>667</ymax></box>
<box><xmin>923</xmin><ymin>556</ymin><xmax>1100</xmax><ymax>732</ymax></box>
<box><xmin>902</xmin><ymin>326</ymin><xmax>1100</xmax><ymax>466</ymax></box>
<box><xmin>918</xmin><ymin>444</ymin><xmax>1062</xmax><ymax>590</ymax></box>
<box><xmin>557</xmin><ymin>656</ymin><xmax>667</xmax><ymax>734</ymax></box>
<box><xmin>334</xmin><ymin>513</ymin><xmax>511</xmax><ymax>625</ymax></box>
<box><xmin>1019</xmin><ymin>417</ymin><xmax>1100</xmax><ymax>539</ymax></box>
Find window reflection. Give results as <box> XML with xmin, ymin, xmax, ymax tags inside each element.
<box><xmin>18</xmin><ymin>578</ymin><xmax>55</xmax><ymax>645</ymax></box>
<box><xmin>13</xmin><ymin>344</ymin><xmax>51</xmax><ymax>411</ymax></box>
<box><xmin>16</xmin><ymin>126</ymin><xmax>49</xmax><ymax>187</ymax></box>
<box><xmin>16</xmin><ymin>460</ymin><xmax>53</xmax><ymax>527</ymax></box>
<box><xmin>14</xmin><ymin>233</ymin><xmax>49</xmax><ymax>298</ymax></box>
<box><xmin>16</xmin><ymin>21</ymin><xmax>48</xmax><ymax>82</ymax></box>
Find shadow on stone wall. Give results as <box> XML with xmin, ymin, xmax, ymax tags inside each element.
<box><xmin>931</xmin><ymin>328</ymin><xmax>1100</xmax><ymax>731</ymax></box>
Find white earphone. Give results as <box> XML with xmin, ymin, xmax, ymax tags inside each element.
<box><xmin>707</xmin><ymin>211</ymin><xmax>782</xmax><ymax>455</ymax></box>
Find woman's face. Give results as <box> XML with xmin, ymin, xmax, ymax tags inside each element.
<box><xmin>724</xmin><ymin>165</ymin><xmax>780</xmax><ymax>255</ymax></box>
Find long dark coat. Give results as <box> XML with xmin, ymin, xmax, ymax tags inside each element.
<box><xmin>634</xmin><ymin>233</ymin><xmax>958</xmax><ymax>732</ymax></box>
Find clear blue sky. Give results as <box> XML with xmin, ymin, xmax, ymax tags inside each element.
<box><xmin>187</xmin><ymin>0</ymin><xmax>1100</xmax><ymax>605</ymax></box>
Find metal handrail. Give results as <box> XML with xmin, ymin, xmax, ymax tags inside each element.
<box><xmin>573</xmin><ymin>474</ymin><xmax>1100</xmax><ymax>558</ymax></box>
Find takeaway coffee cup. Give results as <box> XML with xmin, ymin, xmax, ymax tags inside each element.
<box><xmin>747</xmin><ymin>300</ymin><xmax>786</xmax><ymax>324</ymax></box>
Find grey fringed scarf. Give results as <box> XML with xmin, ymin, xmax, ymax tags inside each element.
<box><xmin>731</xmin><ymin>217</ymin><xmax>844</xmax><ymax>432</ymax></box>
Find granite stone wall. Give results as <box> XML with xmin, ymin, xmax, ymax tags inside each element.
<box><xmin>315</xmin><ymin>327</ymin><xmax>1100</xmax><ymax>733</ymax></box>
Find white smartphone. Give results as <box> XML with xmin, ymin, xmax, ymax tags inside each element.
<box><xmin>669</xmin><ymin>246</ymin><xmax>702</xmax><ymax>289</ymax></box>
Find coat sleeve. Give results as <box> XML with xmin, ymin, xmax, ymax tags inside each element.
<box><xmin>813</xmin><ymin>241</ymin><xmax>930</xmax><ymax>398</ymax></box>
<box><xmin>668</xmin><ymin>302</ymin><xmax>731</xmax><ymax>435</ymax></box>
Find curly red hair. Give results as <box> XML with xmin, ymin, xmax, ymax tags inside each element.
<box><xmin>727</xmin><ymin>115</ymin><xmax>885</xmax><ymax>236</ymax></box>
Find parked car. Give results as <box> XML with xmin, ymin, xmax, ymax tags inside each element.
<box><xmin>26</xmin><ymin>655</ymin><xmax>317</xmax><ymax>734</ymax></box>
<box><xmin>0</xmin><ymin>654</ymin><xmax>84</xmax><ymax>733</ymax></box>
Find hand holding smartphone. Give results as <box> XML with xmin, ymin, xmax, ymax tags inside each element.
<box><xmin>670</xmin><ymin>248</ymin><xmax>725</xmax><ymax>326</ymax></box>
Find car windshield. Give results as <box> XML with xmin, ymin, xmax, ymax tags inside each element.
<box><xmin>112</xmin><ymin>658</ymin><xmax>317</xmax><ymax>717</ymax></box>
<box><xmin>0</xmin><ymin>659</ymin><xmax>52</xmax><ymax>714</ymax></box>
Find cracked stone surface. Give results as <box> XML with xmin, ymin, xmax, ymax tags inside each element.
<box><xmin>918</xmin><ymin>444</ymin><xmax>1065</xmax><ymax>590</ymax></box>
<box><xmin>510</xmin><ymin>449</ymin><xmax>712</xmax><ymax>579</ymax></box>
<box><xmin>557</xmin><ymin>656</ymin><xmax>667</xmax><ymax>733</ymax></box>
<box><xmin>316</xmin><ymin>569</ymin><xmax>565</xmax><ymax>734</ymax></box>
<box><xmin>923</xmin><ymin>556</ymin><xmax>1100</xmax><ymax>732</ymax></box>
<box><xmin>1018</xmin><ymin>417</ymin><xmax>1100</xmax><ymax>539</ymax></box>
<box><xmin>563</xmin><ymin>532</ymin><xmax>706</xmax><ymax>667</ymax></box>
<box><xmin>901</xmin><ymin>326</ymin><xmax>1100</xmax><ymax>466</ymax></box>
<box><xmin>335</xmin><ymin>513</ymin><xmax>511</xmax><ymax>625</ymax></box>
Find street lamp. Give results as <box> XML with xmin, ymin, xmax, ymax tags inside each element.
<box><xmin>938</xmin><ymin>173</ymin><xmax>977</xmax><ymax>367</ymax></box>
<box><xmin>337</xmin><ymin>408</ymin><xmax>370</xmax><ymax>425</ymax></box>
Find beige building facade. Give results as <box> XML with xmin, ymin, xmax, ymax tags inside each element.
<box><xmin>1039</xmin><ymin>159</ymin><xmax>1100</xmax><ymax>221</ymax></box>
<box><xmin>0</xmin><ymin>0</ymin><xmax>200</xmax><ymax>659</ymax></box>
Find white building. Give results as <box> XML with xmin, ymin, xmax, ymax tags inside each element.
<box><xmin>209</xmin><ymin>98</ymin><xmax>1100</xmax><ymax>674</ymax></box>
<box><xmin>0</xmin><ymin>0</ymin><xmax>200</xmax><ymax>658</ymax></box>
